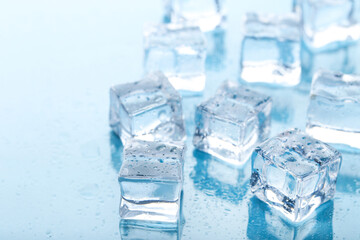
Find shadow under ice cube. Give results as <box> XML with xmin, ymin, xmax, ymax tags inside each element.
<box><xmin>306</xmin><ymin>70</ymin><xmax>360</xmax><ymax>149</ymax></box>
<box><xmin>301</xmin><ymin>0</ymin><xmax>360</xmax><ymax>50</ymax></box>
<box><xmin>144</xmin><ymin>24</ymin><xmax>206</xmax><ymax>95</ymax></box>
<box><xmin>119</xmin><ymin>140</ymin><xmax>185</xmax><ymax>224</ymax></box>
<box><xmin>240</xmin><ymin>13</ymin><xmax>301</xmax><ymax>86</ymax></box>
<box><xmin>109</xmin><ymin>72</ymin><xmax>185</xmax><ymax>145</ymax></box>
<box><xmin>251</xmin><ymin>129</ymin><xmax>342</xmax><ymax>222</ymax></box>
<box><xmin>193</xmin><ymin>81</ymin><xmax>272</xmax><ymax>165</ymax></box>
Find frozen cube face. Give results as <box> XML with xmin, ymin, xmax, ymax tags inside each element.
<box><xmin>251</xmin><ymin>129</ymin><xmax>342</xmax><ymax>222</ymax></box>
<box><xmin>119</xmin><ymin>140</ymin><xmax>185</xmax><ymax>223</ymax></box>
<box><xmin>109</xmin><ymin>72</ymin><xmax>185</xmax><ymax>145</ymax></box>
<box><xmin>306</xmin><ymin>70</ymin><xmax>360</xmax><ymax>149</ymax></box>
<box><xmin>144</xmin><ymin>24</ymin><xmax>206</xmax><ymax>94</ymax></box>
<box><xmin>169</xmin><ymin>0</ymin><xmax>225</xmax><ymax>32</ymax></box>
<box><xmin>240</xmin><ymin>13</ymin><xmax>301</xmax><ymax>86</ymax></box>
<box><xmin>302</xmin><ymin>0</ymin><xmax>360</xmax><ymax>49</ymax></box>
<box><xmin>193</xmin><ymin>81</ymin><xmax>272</xmax><ymax>165</ymax></box>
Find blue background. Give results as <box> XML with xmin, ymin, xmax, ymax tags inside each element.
<box><xmin>1</xmin><ymin>0</ymin><xmax>360</xmax><ymax>239</ymax></box>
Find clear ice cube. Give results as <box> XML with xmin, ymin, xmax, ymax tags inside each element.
<box><xmin>250</xmin><ymin>129</ymin><xmax>342</xmax><ymax>222</ymax></box>
<box><xmin>302</xmin><ymin>0</ymin><xmax>360</xmax><ymax>50</ymax></box>
<box><xmin>167</xmin><ymin>0</ymin><xmax>226</xmax><ymax>32</ymax></box>
<box><xmin>119</xmin><ymin>140</ymin><xmax>185</xmax><ymax>224</ymax></box>
<box><xmin>109</xmin><ymin>72</ymin><xmax>186</xmax><ymax>145</ymax></box>
<box><xmin>193</xmin><ymin>81</ymin><xmax>272</xmax><ymax>165</ymax></box>
<box><xmin>306</xmin><ymin>70</ymin><xmax>360</xmax><ymax>149</ymax></box>
<box><xmin>239</xmin><ymin>13</ymin><xmax>301</xmax><ymax>86</ymax></box>
<box><xmin>144</xmin><ymin>24</ymin><xmax>206</xmax><ymax>94</ymax></box>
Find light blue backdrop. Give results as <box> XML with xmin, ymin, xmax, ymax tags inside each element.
<box><xmin>1</xmin><ymin>0</ymin><xmax>360</xmax><ymax>239</ymax></box>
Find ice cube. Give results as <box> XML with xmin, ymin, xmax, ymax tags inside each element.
<box><xmin>109</xmin><ymin>72</ymin><xmax>186</xmax><ymax>145</ymax></box>
<box><xmin>193</xmin><ymin>81</ymin><xmax>272</xmax><ymax>165</ymax></box>
<box><xmin>239</xmin><ymin>12</ymin><xmax>301</xmax><ymax>86</ymax></box>
<box><xmin>167</xmin><ymin>0</ymin><xmax>226</xmax><ymax>32</ymax></box>
<box><xmin>144</xmin><ymin>24</ymin><xmax>206</xmax><ymax>95</ymax></box>
<box><xmin>306</xmin><ymin>70</ymin><xmax>360</xmax><ymax>149</ymax></box>
<box><xmin>301</xmin><ymin>0</ymin><xmax>360</xmax><ymax>50</ymax></box>
<box><xmin>119</xmin><ymin>140</ymin><xmax>185</xmax><ymax>223</ymax></box>
<box><xmin>251</xmin><ymin>129</ymin><xmax>342</xmax><ymax>222</ymax></box>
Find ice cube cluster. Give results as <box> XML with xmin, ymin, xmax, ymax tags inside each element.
<box><xmin>108</xmin><ymin>0</ymin><xmax>360</xmax><ymax>228</ymax></box>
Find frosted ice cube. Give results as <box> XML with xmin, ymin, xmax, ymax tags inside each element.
<box><xmin>167</xmin><ymin>0</ymin><xmax>226</xmax><ymax>32</ymax></box>
<box><xmin>109</xmin><ymin>72</ymin><xmax>186</xmax><ymax>145</ymax></box>
<box><xmin>193</xmin><ymin>81</ymin><xmax>272</xmax><ymax>165</ymax></box>
<box><xmin>302</xmin><ymin>0</ymin><xmax>360</xmax><ymax>50</ymax></box>
<box><xmin>306</xmin><ymin>70</ymin><xmax>360</xmax><ymax>149</ymax></box>
<box><xmin>144</xmin><ymin>24</ymin><xmax>206</xmax><ymax>95</ymax></box>
<box><xmin>251</xmin><ymin>129</ymin><xmax>342</xmax><ymax>222</ymax></box>
<box><xmin>119</xmin><ymin>140</ymin><xmax>185</xmax><ymax>224</ymax></box>
<box><xmin>240</xmin><ymin>13</ymin><xmax>301</xmax><ymax>86</ymax></box>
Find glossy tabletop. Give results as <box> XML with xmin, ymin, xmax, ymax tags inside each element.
<box><xmin>1</xmin><ymin>0</ymin><xmax>360</xmax><ymax>239</ymax></box>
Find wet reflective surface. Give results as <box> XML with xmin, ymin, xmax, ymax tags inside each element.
<box><xmin>1</xmin><ymin>0</ymin><xmax>360</xmax><ymax>239</ymax></box>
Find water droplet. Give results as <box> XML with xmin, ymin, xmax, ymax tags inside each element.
<box><xmin>79</xmin><ymin>184</ymin><xmax>99</xmax><ymax>199</ymax></box>
<box><xmin>158</xmin><ymin>110</ymin><xmax>168</xmax><ymax>122</ymax></box>
<box><xmin>156</xmin><ymin>144</ymin><xmax>166</xmax><ymax>151</ymax></box>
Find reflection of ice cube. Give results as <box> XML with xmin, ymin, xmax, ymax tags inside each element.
<box><xmin>301</xmin><ymin>0</ymin><xmax>360</xmax><ymax>50</ymax></box>
<box><xmin>191</xmin><ymin>150</ymin><xmax>250</xmax><ymax>204</ymax></box>
<box><xmin>336</xmin><ymin>151</ymin><xmax>360</xmax><ymax>194</ymax></box>
<box><xmin>109</xmin><ymin>72</ymin><xmax>185</xmax><ymax>145</ymax></box>
<box><xmin>144</xmin><ymin>24</ymin><xmax>206</xmax><ymax>95</ymax></box>
<box><xmin>205</xmin><ymin>27</ymin><xmax>226</xmax><ymax>70</ymax></box>
<box><xmin>240</xmin><ymin>13</ymin><xmax>301</xmax><ymax>86</ymax></box>
<box><xmin>193</xmin><ymin>81</ymin><xmax>272</xmax><ymax>165</ymax></box>
<box><xmin>119</xmin><ymin>140</ymin><xmax>185</xmax><ymax>224</ymax></box>
<box><xmin>306</xmin><ymin>70</ymin><xmax>360</xmax><ymax>149</ymax></box>
<box><xmin>301</xmin><ymin>43</ymin><xmax>357</xmax><ymax>84</ymax></box>
<box><xmin>251</xmin><ymin>129</ymin><xmax>342</xmax><ymax>222</ymax></box>
<box><xmin>167</xmin><ymin>0</ymin><xmax>226</xmax><ymax>32</ymax></box>
<box><xmin>120</xmin><ymin>223</ymin><xmax>180</xmax><ymax>240</ymax></box>
<box><xmin>247</xmin><ymin>197</ymin><xmax>334</xmax><ymax>239</ymax></box>
<box><xmin>109</xmin><ymin>132</ymin><xmax>123</xmax><ymax>173</ymax></box>
<box><xmin>120</xmin><ymin>209</ymin><xmax>183</xmax><ymax>240</ymax></box>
